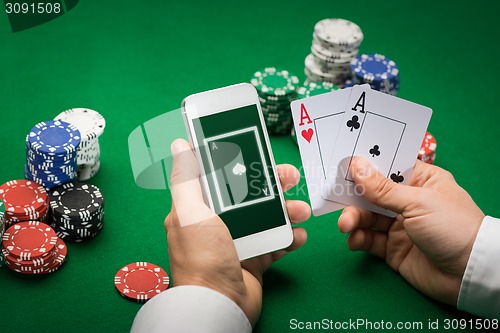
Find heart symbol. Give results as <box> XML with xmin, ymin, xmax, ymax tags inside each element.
<box><xmin>301</xmin><ymin>128</ymin><xmax>314</xmax><ymax>143</ymax></box>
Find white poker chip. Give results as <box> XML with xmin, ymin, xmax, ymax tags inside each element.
<box><xmin>55</xmin><ymin>108</ymin><xmax>106</xmax><ymax>140</ymax></box>
<box><xmin>314</xmin><ymin>18</ymin><xmax>364</xmax><ymax>47</ymax></box>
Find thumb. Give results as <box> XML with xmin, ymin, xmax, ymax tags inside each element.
<box><xmin>351</xmin><ymin>157</ymin><xmax>419</xmax><ymax>214</ymax></box>
<box><xmin>169</xmin><ymin>139</ymin><xmax>215</xmax><ymax>227</ymax></box>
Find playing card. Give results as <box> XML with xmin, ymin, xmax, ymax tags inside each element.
<box><xmin>291</xmin><ymin>89</ymin><xmax>352</xmax><ymax>216</ymax></box>
<box><xmin>321</xmin><ymin>85</ymin><xmax>432</xmax><ymax>216</ymax></box>
<box><xmin>204</xmin><ymin>127</ymin><xmax>275</xmax><ymax>214</ymax></box>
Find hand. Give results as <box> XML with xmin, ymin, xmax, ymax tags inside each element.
<box><xmin>338</xmin><ymin>157</ymin><xmax>484</xmax><ymax>305</ymax></box>
<box><xmin>165</xmin><ymin>139</ymin><xmax>310</xmax><ymax>326</ymax></box>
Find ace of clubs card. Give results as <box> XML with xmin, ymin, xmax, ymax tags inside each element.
<box><xmin>321</xmin><ymin>85</ymin><xmax>432</xmax><ymax>216</ymax></box>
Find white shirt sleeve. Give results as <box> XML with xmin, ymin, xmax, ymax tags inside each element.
<box><xmin>130</xmin><ymin>285</ymin><xmax>252</xmax><ymax>333</ymax></box>
<box><xmin>458</xmin><ymin>216</ymin><xmax>500</xmax><ymax>319</ymax></box>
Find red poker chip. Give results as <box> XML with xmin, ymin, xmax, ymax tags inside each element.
<box><xmin>2</xmin><ymin>221</ymin><xmax>58</xmax><ymax>260</ymax></box>
<box><xmin>419</xmin><ymin>132</ymin><xmax>437</xmax><ymax>156</ymax></box>
<box><xmin>0</xmin><ymin>180</ymin><xmax>48</xmax><ymax>216</ymax></box>
<box><xmin>3</xmin><ymin>237</ymin><xmax>67</xmax><ymax>275</ymax></box>
<box><xmin>3</xmin><ymin>246</ymin><xmax>57</xmax><ymax>268</ymax></box>
<box><xmin>114</xmin><ymin>262</ymin><xmax>170</xmax><ymax>302</ymax></box>
<box><xmin>38</xmin><ymin>237</ymin><xmax>67</xmax><ymax>275</ymax></box>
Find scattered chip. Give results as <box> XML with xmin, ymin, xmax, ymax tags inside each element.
<box><xmin>114</xmin><ymin>262</ymin><xmax>170</xmax><ymax>302</ymax></box>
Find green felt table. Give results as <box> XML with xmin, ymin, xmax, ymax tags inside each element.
<box><xmin>1</xmin><ymin>1</ymin><xmax>500</xmax><ymax>332</ymax></box>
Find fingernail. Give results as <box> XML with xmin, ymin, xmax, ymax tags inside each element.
<box><xmin>171</xmin><ymin>139</ymin><xmax>186</xmax><ymax>155</ymax></box>
<box><xmin>355</xmin><ymin>158</ymin><xmax>375</xmax><ymax>178</ymax></box>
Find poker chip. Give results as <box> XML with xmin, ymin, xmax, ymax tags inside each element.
<box><xmin>49</xmin><ymin>182</ymin><xmax>105</xmax><ymax>242</ymax></box>
<box><xmin>27</xmin><ymin>120</ymin><xmax>81</xmax><ymax>156</ymax></box>
<box><xmin>54</xmin><ymin>108</ymin><xmax>106</xmax><ymax>181</ymax></box>
<box><xmin>418</xmin><ymin>132</ymin><xmax>437</xmax><ymax>164</ymax></box>
<box><xmin>251</xmin><ymin>67</ymin><xmax>299</xmax><ymax>135</ymax></box>
<box><xmin>114</xmin><ymin>262</ymin><xmax>170</xmax><ymax>302</ymax></box>
<box><xmin>0</xmin><ymin>180</ymin><xmax>49</xmax><ymax>226</ymax></box>
<box><xmin>342</xmin><ymin>79</ymin><xmax>355</xmax><ymax>88</ymax></box>
<box><xmin>25</xmin><ymin>120</ymin><xmax>80</xmax><ymax>189</ymax></box>
<box><xmin>314</xmin><ymin>18</ymin><xmax>363</xmax><ymax>48</ymax></box>
<box><xmin>1</xmin><ymin>221</ymin><xmax>58</xmax><ymax>260</ymax></box>
<box><xmin>297</xmin><ymin>81</ymin><xmax>338</xmax><ymax>99</ymax></box>
<box><xmin>251</xmin><ymin>67</ymin><xmax>299</xmax><ymax>97</ymax></box>
<box><xmin>305</xmin><ymin>18</ymin><xmax>363</xmax><ymax>86</ymax></box>
<box><xmin>2</xmin><ymin>231</ymin><xmax>67</xmax><ymax>275</ymax></box>
<box><xmin>350</xmin><ymin>54</ymin><xmax>400</xmax><ymax>95</ymax></box>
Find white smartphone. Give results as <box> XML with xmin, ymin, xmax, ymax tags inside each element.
<box><xmin>181</xmin><ymin>83</ymin><xmax>293</xmax><ymax>260</ymax></box>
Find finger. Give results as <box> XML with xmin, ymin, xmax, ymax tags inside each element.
<box><xmin>338</xmin><ymin>206</ymin><xmax>394</xmax><ymax>234</ymax></box>
<box><xmin>347</xmin><ymin>229</ymin><xmax>388</xmax><ymax>259</ymax></box>
<box><xmin>270</xmin><ymin>227</ymin><xmax>308</xmax><ymax>262</ymax></box>
<box><xmin>286</xmin><ymin>227</ymin><xmax>307</xmax><ymax>252</ymax></box>
<box><xmin>350</xmin><ymin>157</ymin><xmax>421</xmax><ymax>214</ymax></box>
<box><xmin>286</xmin><ymin>200</ymin><xmax>311</xmax><ymax>224</ymax></box>
<box><xmin>277</xmin><ymin>164</ymin><xmax>300</xmax><ymax>192</ymax></box>
<box><xmin>409</xmin><ymin>159</ymin><xmax>455</xmax><ymax>188</ymax></box>
<box><xmin>169</xmin><ymin>139</ymin><xmax>215</xmax><ymax>227</ymax></box>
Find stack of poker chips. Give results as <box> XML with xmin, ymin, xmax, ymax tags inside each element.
<box><xmin>250</xmin><ymin>67</ymin><xmax>299</xmax><ymax>135</ymax></box>
<box><xmin>0</xmin><ymin>180</ymin><xmax>49</xmax><ymax>227</ymax></box>
<box><xmin>304</xmin><ymin>18</ymin><xmax>363</xmax><ymax>85</ymax></box>
<box><xmin>49</xmin><ymin>182</ymin><xmax>105</xmax><ymax>242</ymax></box>
<box><xmin>418</xmin><ymin>132</ymin><xmax>437</xmax><ymax>164</ymax></box>
<box><xmin>350</xmin><ymin>54</ymin><xmax>400</xmax><ymax>95</ymax></box>
<box><xmin>55</xmin><ymin>108</ymin><xmax>106</xmax><ymax>181</ymax></box>
<box><xmin>25</xmin><ymin>120</ymin><xmax>80</xmax><ymax>189</ymax></box>
<box><xmin>2</xmin><ymin>221</ymin><xmax>67</xmax><ymax>275</ymax></box>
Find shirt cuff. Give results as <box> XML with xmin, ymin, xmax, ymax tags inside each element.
<box><xmin>458</xmin><ymin>216</ymin><xmax>500</xmax><ymax>319</ymax></box>
<box><xmin>130</xmin><ymin>285</ymin><xmax>252</xmax><ymax>333</ymax></box>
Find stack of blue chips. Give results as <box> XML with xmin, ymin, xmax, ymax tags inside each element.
<box><xmin>350</xmin><ymin>54</ymin><xmax>400</xmax><ymax>95</ymax></box>
<box><xmin>25</xmin><ymin>120</ymin><xmax>81</xmax><ymax>190</ymax></box>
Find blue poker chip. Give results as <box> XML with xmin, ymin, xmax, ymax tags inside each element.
<box><xmin>25</xmin><ymin>161</ymin><xmax>76</xmax><ymax>174</ymax></box>
<box><xmin>25</xmin><ymin>120</ymin><xmax>80</xmax><ymax>189</ymax></box>
<box><xmin>26</xmin><ymin>165</ymin><xmax>76</xmax><ymax>179</ymax></box>
<box><xmin>343</xmin><ymin>79</ymin><xmax>355</xmax><ymax>88</ymax></box>
<box><xmin>350</xmin><ymin>54</ymin><xmax>399</xmax><ymax>84</ymax></box>
<box><xmin>27</xmin><ymin>120</ymin><xmax>81</xmax><ymax>156</ymax></box>
<box><xmin>24</xmin><ymin>168</ymin><xmax>74</xmax><ymax>190</ymax></box>
<box><xmin>25</xmin><ymin>144</ymin><xmax>77</xmax><ymax>160</ymax></box>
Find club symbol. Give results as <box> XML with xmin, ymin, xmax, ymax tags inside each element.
<box><xmin>232</xmin><ymin>163</ymin><xmax>246</xmax><ymax>176</ymax></box>
<box><xmin>369</xmin><ymin>145</ymin><xmax>380</xmax><ymax>157</ymax></box>
<box><xmin>347</xmin><ymin>115</ymin><xmax>360</xmax><ymax>132</ymax></box>
<box><xmin>390</xmin><ymin>171</ymin><xmax>404</xmax><ymax>183</ymax></box>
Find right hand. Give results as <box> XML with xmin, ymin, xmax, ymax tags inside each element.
<box><xmin>338</xmin><ymin>158</ymin><xmax>485</xmax><ymax>305</ymax></box>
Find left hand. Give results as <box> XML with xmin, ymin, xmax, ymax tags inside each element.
<box><xmin>165</xmin><ymin>139</ymin><xmax>310</xmax><ymax>327</ymax></box>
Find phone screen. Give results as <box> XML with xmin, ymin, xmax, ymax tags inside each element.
<box><xmin>192</xmin><ymin>104</ymin><xmax>287</xmax><ymax>239</ymax></box>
